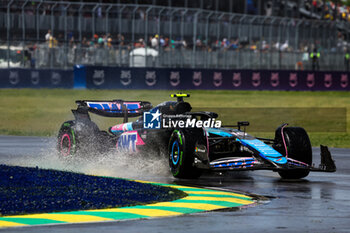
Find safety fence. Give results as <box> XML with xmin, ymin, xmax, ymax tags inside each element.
<box><xmin>1</xmin><ymin>0</ymin><xmax>350</xmax><ymax>71</ymax></box>
<box><xmin>1</xmin><ymin>43</ymin><xmax>348</xmax><ymax>71</ymax></box>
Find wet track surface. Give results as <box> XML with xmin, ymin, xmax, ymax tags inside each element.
<box><xmin>0</xmin><ymin>135</ymin><xmax>350</xmax><ymax>233</ymax></box>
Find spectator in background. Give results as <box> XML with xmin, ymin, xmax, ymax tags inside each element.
<box><xmin>301</xmin><ymin>44</ymin><xmax>309</xmax><ymax>67</ymax></box>
<box><xmin>345</xmin><ymin>47</ymin><xmax>350</xmax><ymax>71</ymax></box>
<box><xmin>310</xmin><ymin>48</ymin><xmax>320</xmax><ymax>71</ymax></box>
<box><xmin>28</xmin><ymin>43</ymin><xmax>36</xmax><ymax>68</ymax></box>
<box><xmin>164</xmin><ymin>37</ymin><xmax>170</xmax><ymax>50</ymax></box>
<box><xmin>170</xmin><ymin>39</ymin><xmax>175</xmax><ymax>49</ymax></box>
<box><xmin>135</xmin><ymin>38</ymin><xmax>145</xmax><ymax>48</ymax></box>
<box><xmin>138</xmin><ymin>9</ymin><xmax>145</xmax><ymax>20</ymax></box>
<box><xmin>68</xmin><ymin>36</ymin><xmax>76</xmax><ymax>64</ymax></box>
<box><xmin>181</xmin><ymin>39</ymin><xmax>187</xmax><ymax>49</ymax></box>
<box><xmin>265</xmin><ymin>1</ymin><xmax>272</xmax><ymax>16</ymax></box>
<box><xmin>324</xmin><ymin>4</ymin><xmax>333</xmax><ymax>20</ymax></box>
<box><xmin>82</xmin><ymin>37</ymin><xmax>88</xmax><ymax>48</ymax></box>
<box><xmin>261</xmin><ymin>40</ymin><xmax>269</xmax><ymax>51</ymax></box>
<box><xmin>47</xmin><ymin>33</ymin><xmax>57</xmax><ymax>67</ymax></box>
<box><xmin>116</xmin><ymin>34</ymin><xmax>125</xmax><ymax>47</ymax></box>
<box><xmin>93</xmin><ymin>34</ymin><xmax>99</xmax><ymax>44</ymax></box>
<box><xmin>196</xmin><ymin>37</ymin><xmax>203</xmax><ymax>49</ymax></box>
<box><xmin>97</xmin><ymin>35</ymin><xmax>104</xmax><ymax>47</ymax></box>
<box><xmin>274</xmin><ymin>41</ymin><xmax>280</xmax><ymax>51</ymax></box>
<box><xmin>250</xmin><ymin>41</ymin><xmax>257</xmax><ymax>51</ymax></box>
<box><xmin>229</xmin><ymin>38</ymin><xmax>240</xmax><ymax>50</ymax></box>
<box><xmin>159</xmin><ymin>35</ymin><xmax>165</xmax><ymax>48</ymax></box>
<box><xmin>151</xmin><ymin>34</ymin><xmax>159</xmax><ymax>49</ymax></box>
<box><xmin>107</xmin><ymin>37</ymin><xmax>112</xmax><ymax>49</ymax></box>
<box><xmin>221</xmin><ymin>38</ymin><xmax>229</xmax><ymax>50</ymax></box>
<box><xmin>69</xmin><ymin>36</ymin><xmax>75</xmax><ymax>48</ymax></box>
<box><xmin>280</xmin><ymin>40</ymin><xmax>289</xmax><ymax>52</ymax></box>
<box><xmin>45</xmin><ymin>29</ymin><xmax>51</xmax><ymax>42</ymax></box>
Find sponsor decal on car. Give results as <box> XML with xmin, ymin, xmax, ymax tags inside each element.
<box><xmin>87</xmin><ymin>102</ymin><xmax>141</xmax><ymax>113</ymax></box>
<box><xmin>143</xmin><ymin>110</ymin><xmax>162</xmax><ymax>129</ymax></box>
<box><xmin>143</xmin><ymin>112</ymin><xmax>221</xmax><ymax>129</ymax></box>
<box><xmin>116</xmin><ymin>131</ymin><xmax>145</xmax><ymax>152</ymax></box>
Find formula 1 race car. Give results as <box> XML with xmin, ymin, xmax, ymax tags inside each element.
<box><xmin>57</xmin><ymin>94</ymin><xmax>336</xmax><ymax>179</ymax></box>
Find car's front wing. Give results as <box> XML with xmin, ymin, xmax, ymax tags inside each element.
<box><xmin>205</xmin><ymin>146</ymin><xmax>336</xmax><ymax>173</ymax></box>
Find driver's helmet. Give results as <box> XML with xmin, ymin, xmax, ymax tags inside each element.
<box><xmin>153</xmin><ymin>101</ymin><xmax>191</xmax><ymax>115</ymax></box>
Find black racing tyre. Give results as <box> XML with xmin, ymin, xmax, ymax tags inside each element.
<box><xmin>57</xmin><ymin>121</ymin><xmax>77</xmax><ymax>157</ymax></box>
<box><xmin>168</xmin><ymin>129</ymin><xmax>202</xmax><ymax>179</ymax></box>
<box><xmin>273</xmin><ymin>126</ymin><xmax>312</xmax><ymax>179</ymax></box>
<box><xmin>57</xmin><ymin>120</ymin><xmax>106</xmax><ymax>157</ymax></box>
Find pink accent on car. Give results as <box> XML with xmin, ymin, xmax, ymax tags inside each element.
<box><xmin>60</xmin><ymin>133</ymin><xmax>71</xmax><ymax>156</ymax></box>
<box><xmin>111</xmin><ymin>124</ymin><xmax>126</xmax><ymax>131</ymax></box>
<box><xmin>281</xmin><ymin>124</ymin><xmax>288</xmax><ymax>158</ymax></box>
<box><xmin>288</xmin><ymin>158</ymin><xmax>310</xmax><ymax>167</ymax></box>
<box><xmin>135</xmin><ymin>131</ymin><xmax>145</xmax><ymax>146</ymax></box>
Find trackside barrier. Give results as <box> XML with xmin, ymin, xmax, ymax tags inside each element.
<box><xmin>1</xmin><ymin>67</ymin><xmax>350</xmax><ymax>91</ymax></box>
<box><xmin>83</xmin><ymin>66</ymin><xmax>350</xmax><ymax>91</ymax></box>
<box><xmin>0</xmin><ymin>69</ymin><xmax>73</xmax><ymax>88</ymax></box>
<box><xmin>73</xmin><ymin>65</ymin><xmax>87</xmax><ymax>89</ymax></box>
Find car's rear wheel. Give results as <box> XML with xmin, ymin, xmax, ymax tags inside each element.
<box><xmin>57</xmin><ymin>121</ymin><xmax>77</xmax><ymax>157</ymax></box>
<box><xmin>273</xmin><ymin>126</ymin><xmax>312</xmax><ymax>179</ymax></box>
<box><xmin>168</xmin><ymin>129</ymin><xmax>202</xmax><ymax>179</ymax></box>
<box><xmin>57</xmin><ymin>120</ymin><xmax>109</xmax><ymax>157</ymax></box>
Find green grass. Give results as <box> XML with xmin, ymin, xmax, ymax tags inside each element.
<box><xmin>0</xmin><ymin>89</ymin><xmax>349</xmax><ymax>147</ymax></box>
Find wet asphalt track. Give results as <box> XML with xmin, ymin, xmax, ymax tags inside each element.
<box><xmin>0</xmin><ymin>135</ymin><xmax>350</xmax><ymax>233</ymax></box>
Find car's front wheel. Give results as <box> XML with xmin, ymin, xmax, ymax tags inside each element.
<box><xmin>168</xmin><ymin>129</ymin><xmax>202</xmax><ymax>179</ymax></box>
<box><xmin>273</xmin><ymin>126</ymin><xmax>312</xmax><ymax>179</ymax></box>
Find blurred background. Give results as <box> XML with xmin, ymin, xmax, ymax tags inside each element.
<box><xmin>1</xmin><ymin>0</ymin><xmax>350</xmax><ymax>71</ymax></box>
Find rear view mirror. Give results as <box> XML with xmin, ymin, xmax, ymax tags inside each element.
<box><xmin>237</xmin><ymin>121</ymin><xmax>250</xmax><ymax>130</ymax></box>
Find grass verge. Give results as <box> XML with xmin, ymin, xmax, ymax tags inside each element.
<box><xmin>0</xmin><ymin>89</ymin><xmax>349</xmax><ymax>147</ymax></box>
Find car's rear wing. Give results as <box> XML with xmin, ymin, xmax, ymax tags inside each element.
<box><xmin>73</xmin><ymin>100</ymin><xmax>152</xmax><ymax>123</ymax></box>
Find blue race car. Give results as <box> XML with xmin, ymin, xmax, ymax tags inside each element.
<box><xmin>57</xmin><ymin>94</ymin><xmax>336</xmax><ymax>179</ymax></box>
